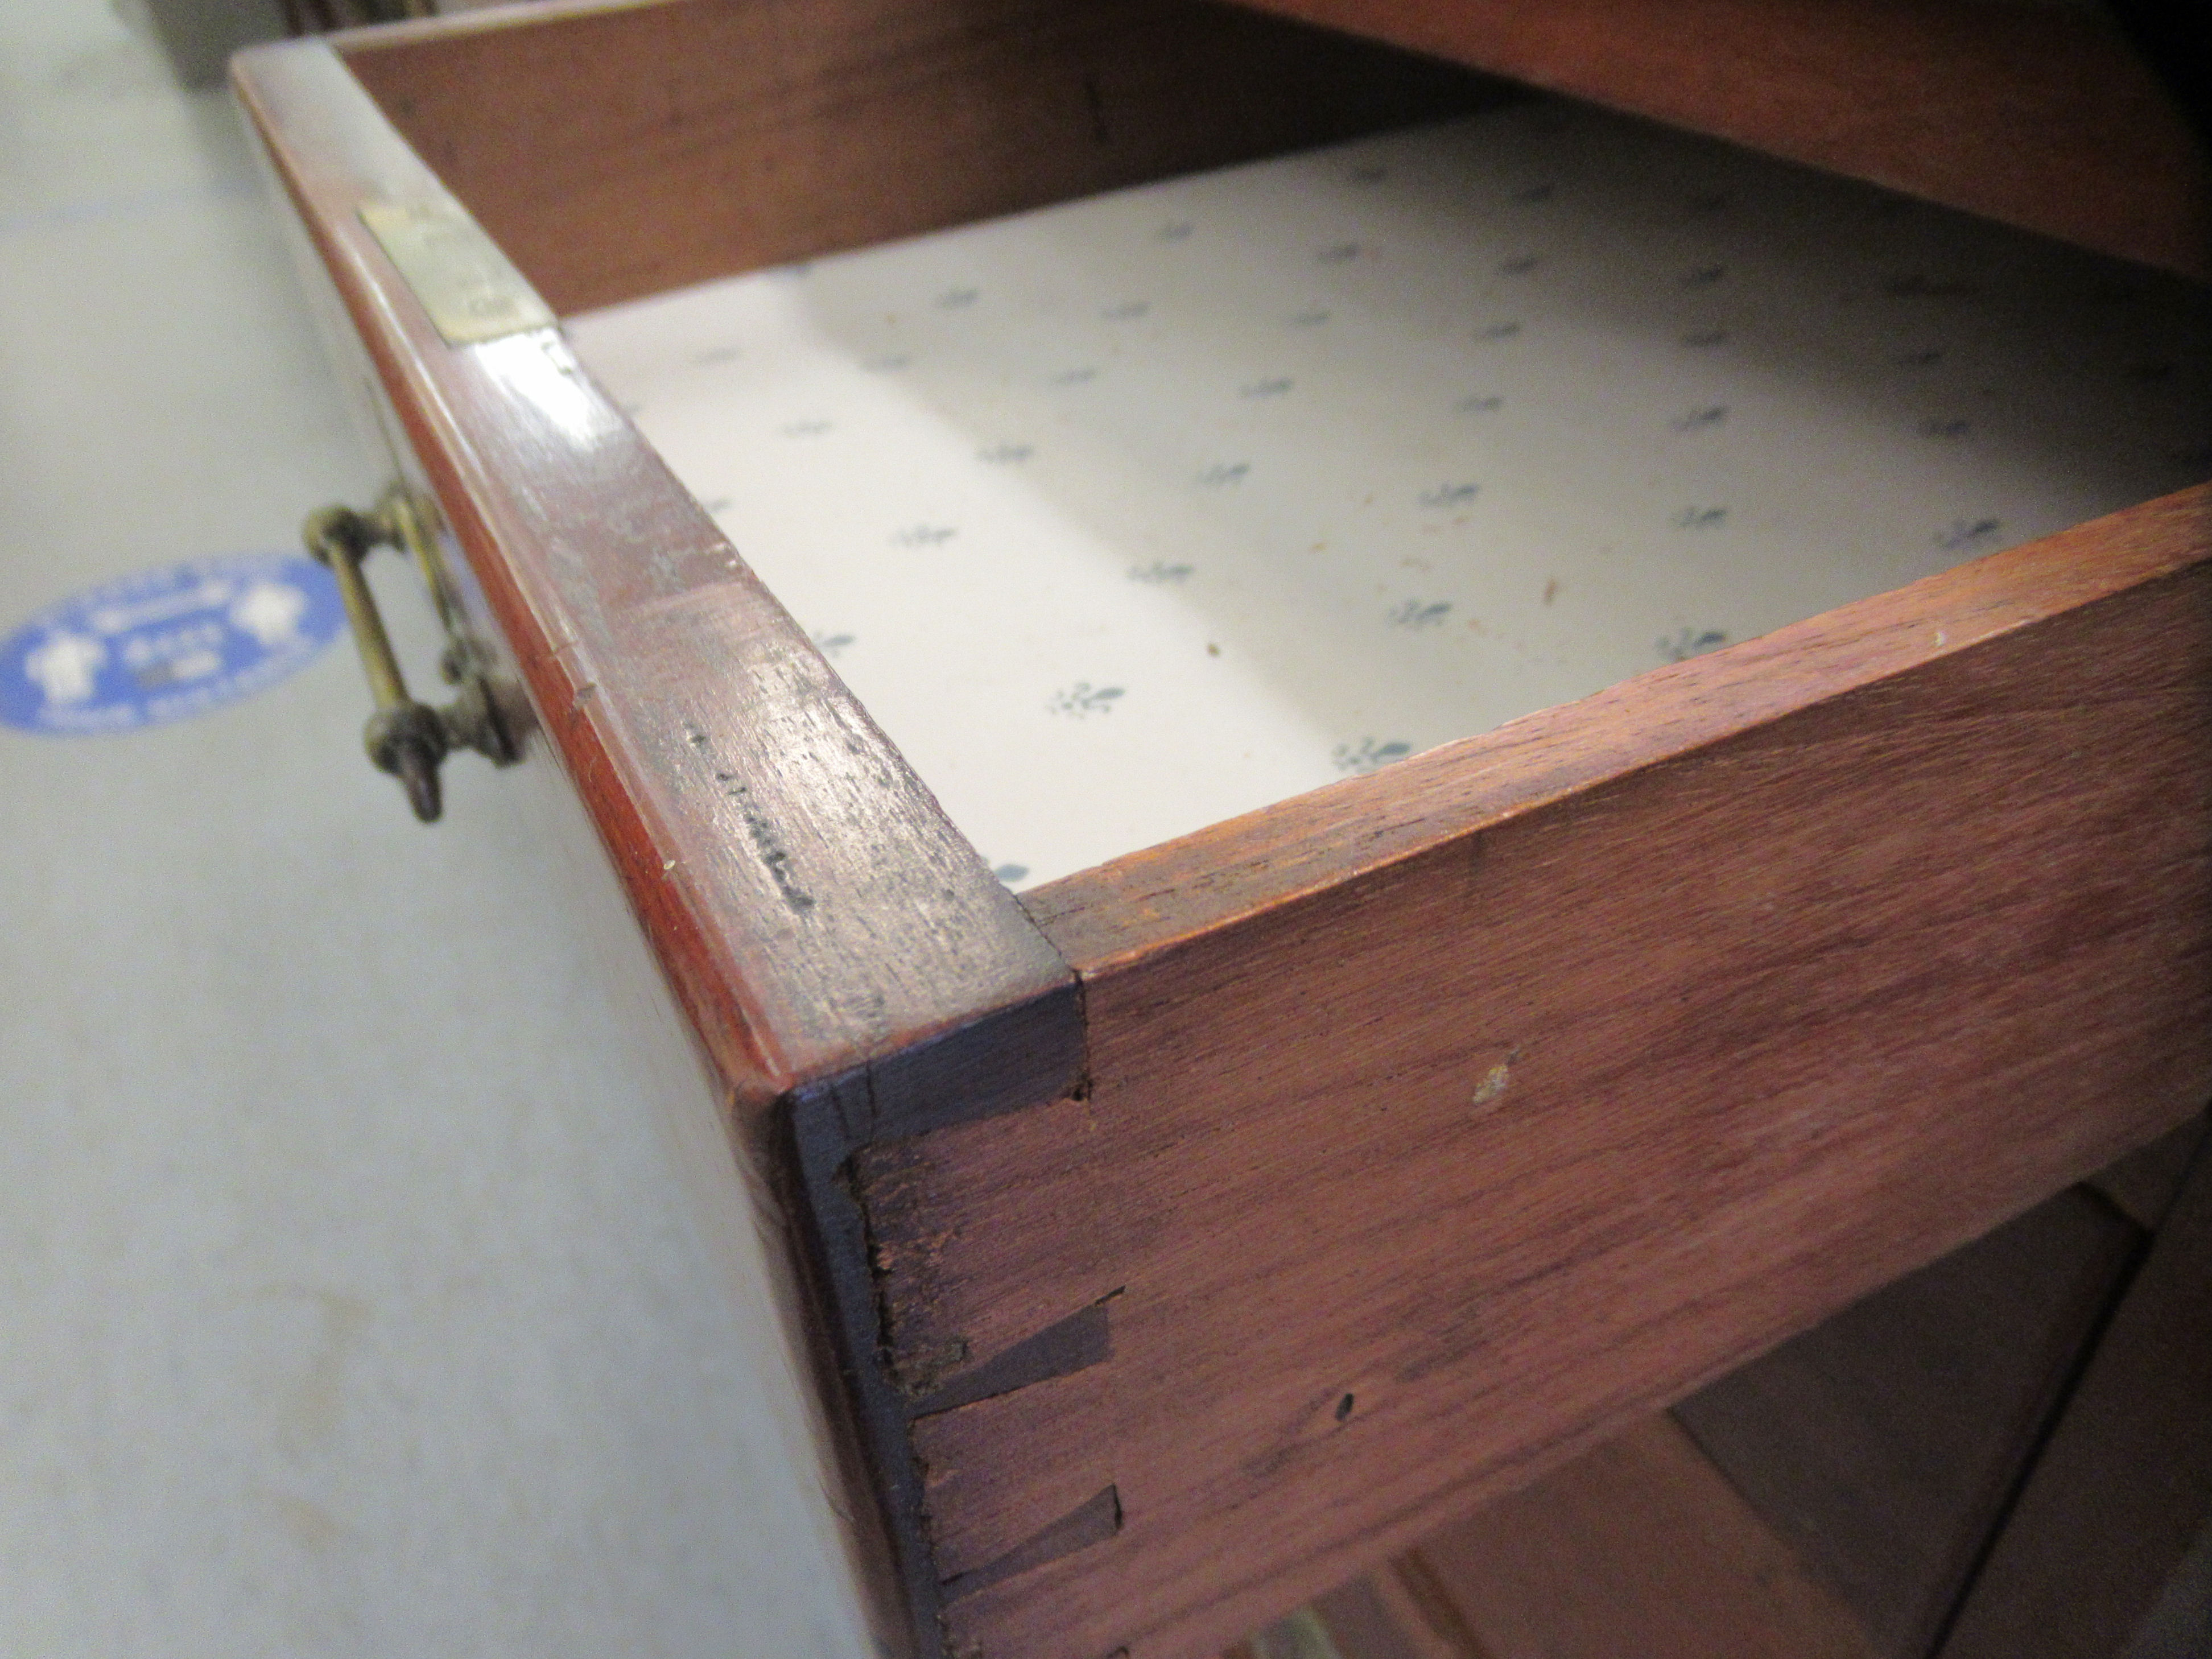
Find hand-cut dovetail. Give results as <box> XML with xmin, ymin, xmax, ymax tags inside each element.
<box><xmin>939</xmin><ymin>1484</ymin><xmax>1122</xmax><ymax>1602</ymax></box>
<box><xmin>910</xmin><ymin>1296</ymin><xmax>1115</xmax><ymax>1418</ymax></box>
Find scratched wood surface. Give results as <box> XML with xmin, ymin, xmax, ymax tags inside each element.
<box><xmin>1672</xmin><ymin>1186</ymin><xmax>2143</xmax><ymax>1657</ymax></box>
<box><xmin>232</xmin><ymin>40</ymin><xmax>1076</xmax><ymax>1137</ymax></box>
<box><xmin>1938</xmin><ymin>1139</ymin><xmax>2212</xmax><ymax>1659</ymax></box>
<box><xmin>1225</xmin><ymin>0</ymin><xmax>2209</xmax><ymax>281</ymax></box>
<box><xmin>241</xmin><ymin>9</ymin><xmax>2212</xmax><ymax>1655</ymax></box>
<box><xmin>338</xmin><ymin>0</ymin><xmax>1501</xmax><ymax>316</ymax></box>
<box><xmin>233</xmin><ymin>43</ymin><xmax>1091</xmax><ymax>1655</ymax></box>
<box><xmin>855</xmin><ymin>486</ymin><xmax>2212</xmax><ymax>1659</ymax></box>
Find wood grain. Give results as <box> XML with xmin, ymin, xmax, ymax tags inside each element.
<box><xmin>337</xmin><ymin>0</ymin><xmax>1501</xmax><ymax>315</ymax></box>
<box><xmin>1938</xmin><ymin>1140</ymin><xmax>2212</xmax><ymax>1659</ymax></box>
<box><xmin>1408</xmin><ymin>1416</ymin><xmax>1879</xmax><ymax>1659</ymax></box>
<box><xmin>1248</xmin><ymin>1414</ymin><xmax>1881</xmax><ymax>1658</ymax></box>
<box><xmin>232</xmin><ymin>40</ymin><xmax>1074</xmax><ymax>1141</ymax></box>
<box><xmin>241</xmin><ymin>14</ymin><xmax>2212</xmax><ymax>1657</ymax></box>
<box><xmin>233</xmin><ymin>42</ymin><xmax>1087</xmax><ymax>1656</ymax></box>
<box><xmin>1673</xmin><ymin>1188</ymin><xmax>2143</xmax><ymax>1656</ymax></box>
<box><xmin>874</xmin><ymin>488</ymin><xmax>2212</xmax><ymax>1659</ymax></box>
<box><xmin>1226</xmin><ymin>0</ymin><xmax>2210</xmax><ymax>279</ymax></box>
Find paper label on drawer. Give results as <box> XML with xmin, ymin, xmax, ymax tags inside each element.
<box><xmin>360</xmin><ymin>197</ymin><xmax>556</xmax><ymax>346</ymax></box>
<box><xmin>0</xmin><ymin>554</ymin><xmax>346</xmax><ymax>736</ymax></box>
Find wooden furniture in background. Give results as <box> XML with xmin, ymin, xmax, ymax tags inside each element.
<box><xmin>1260</xmin><ymin>1129</ymin><xmax>2212</xmax><ymax>1659</ymax></box>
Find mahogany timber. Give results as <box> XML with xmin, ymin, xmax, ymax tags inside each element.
<box><xmin>232</xmin><ymin>41</ymin><xmax>1083</xmax><ymax>1657</ymax></box>
<box><xmin>1227</xmin><ymin>0</ymin><xmax>2210</xmax><ymax>281</ymax></box>
<box><xmin>1673</xmin><ymin>1187</ymin><xmax>2143</xmax><ymax>1656</ymax></box>
<box><xmin>336</xmin><ymin>0</ymin><xmax>1503</xmax><ymax>316</ymax></box>
<box><xmin>1236</xmin><ymin>1415</ymin><xmax>1880</xmax><ymax>1657</ymax></box>
<box><xmin>238</xmin><ymin>9</ymin><xmax>2212</xmax><ymax>1656</ymax></box>
<box><xmin>863</xmin><ymin>486</ymin><xmax>2212</xmax><ymax>1659</ymax></box>
<box><xmin>230</xmin><ymin>39</ymin><xmax>1074</xmax><ymax>1142</ymax></box>
<box><xmin>1938</xmin><ymin>1140</ymin><xmax>2212</xmax><ymax>1659</ymax></box>
<box><xmin>1401</xmin><ymin>1415</ymin><xmax>1878</xmax><ymax>1659</ymax></box>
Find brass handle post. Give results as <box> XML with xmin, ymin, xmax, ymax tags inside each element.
<box><xmin>303</xmin><ymin>487</ymin><xmax>520</xmax><ymax>822</ymax></box>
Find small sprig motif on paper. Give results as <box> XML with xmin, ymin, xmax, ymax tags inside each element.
<box><xmin>1050</xmin><ymin>683</ymin><xmax>1124</xmax><ymax>717</ymax></box>
<box><xmin>1671</xmin><ymin>506</ymin><xmax>1728</xmax><ymax>530</ymax></box>
<box><xmin>1658</xmin><ymin>626</ymin><xmax>1728</xmax><ymax>663</ymax></box>
<box><xmin>892</xmin><ymin>524</ymin><xmax>957</xmax><ymax>547</ymax></box>
<box><xmin>1419</xmin><ymin>483</ymin><xmax>1480</xmax><ymax>510</ymax></box>
<box><xmin>1335</xmin><ymin>738</ymin><xmax>1412</xmax><ymax>775</ymax></box>
<box><xmin>1127</xmin><ymin>562</ymin><xmax>1194</xmax><ymax>585</ymax></box>
<box><xmin>1936</xmin><ymin>517</ymin><xmax>2002</xmax><ymax>551</ymax></box>
<box><xmin>1388</xmin><ymin>599</ymin><xmax>1452</xmax><ymax>629</ymax></box>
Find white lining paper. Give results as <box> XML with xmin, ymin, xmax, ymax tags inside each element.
<box><xmin>568</xmin><ymin>100</ymin><xmax>2209</xmax><ymax>888</ymax></box>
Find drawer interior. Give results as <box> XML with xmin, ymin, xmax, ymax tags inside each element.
<box><xmin>336</xmin><ymin>0</ymin><xmax>2208</xmax><ymax>890</ymax></box>
<box><xmin>562</xmin><ymin>100</ymin><xmax>2206</xmax><ymax>886</ymax></box>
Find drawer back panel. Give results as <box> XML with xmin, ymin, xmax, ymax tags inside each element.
<box><xmin>339</xmin><ymin>0</ymin><xmax>1508</xmax><ymax>315</ymax></box>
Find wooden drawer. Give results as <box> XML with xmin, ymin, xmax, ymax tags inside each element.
<box><xmin>232</xmin><ymin>5</ymin><xmax>2211</xmax><ymax>1656</ymax></box>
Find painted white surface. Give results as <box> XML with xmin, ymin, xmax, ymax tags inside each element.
<box><xmin>570</xmin><ymin>102</ymin><xmax>2210</xmax><ymax>889</ymax></box>
<box><xmin>1</xmin><ymin>5</ymin><xmax>878</xmax><ymax>1656</ymax></box>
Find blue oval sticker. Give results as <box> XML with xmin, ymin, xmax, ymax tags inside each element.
<box><xmin>1</xmin><ymin>554</ymin><xmax>346</xmax><ymax>736</ymax></box>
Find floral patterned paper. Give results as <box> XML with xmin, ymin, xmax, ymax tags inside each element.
<box><xmin>567</xmin><ymin>100</ymin><xmax>2209</xmax><ymax>889</ymax></box>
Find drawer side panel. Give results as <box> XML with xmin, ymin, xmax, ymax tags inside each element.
<box><xmin>872</xmin><ymin>492</ymin><xmax>2212</xmax><ymax>1658</ymax></box>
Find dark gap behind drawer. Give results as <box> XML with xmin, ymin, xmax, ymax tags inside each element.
<box><xmin>1672</xmin><ymin>1182</ymin><xmax>2145</xmax><ymax>1658</ymax></box>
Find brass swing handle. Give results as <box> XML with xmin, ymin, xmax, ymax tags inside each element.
<box><xmin>304</xmin><ymin>485</ymin><xmax>521</xmax><ymax>822</ymax></box>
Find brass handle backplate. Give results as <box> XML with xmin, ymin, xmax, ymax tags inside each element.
<box><xmin>304</xmin><ymin>484</ymin><xmax>521</xmax><ymax>822</ymax></box>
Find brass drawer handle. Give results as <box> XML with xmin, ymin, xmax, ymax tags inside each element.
<box><xmin>303</xmin><ymin>484</ymin><xmax>521</xmax><ymax>822</ymax></box>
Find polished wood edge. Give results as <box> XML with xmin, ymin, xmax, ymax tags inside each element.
<box><xmin>1026</xmin><ymin>483</ymin><xmax>2212</xmax><ymax>975</ymax></box>
<box><xmin>1227</xmin><ymin>0</ymin><xmax>2211</xmax><ymax>280</ymax></box>
<box><xmin>786</xmin><ymin>988</ymin><xmax>1090</xmax><ymax>1659</ymax></box>
<box><xmin>330</xmin><ymin>0</ymin><xmax>676</xmax><ymax>55</ymax></box>
<box><xmin>229</xmin><ymin>38</ymin><xmax>1074</xmax><ymax>1126</ymax></box>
